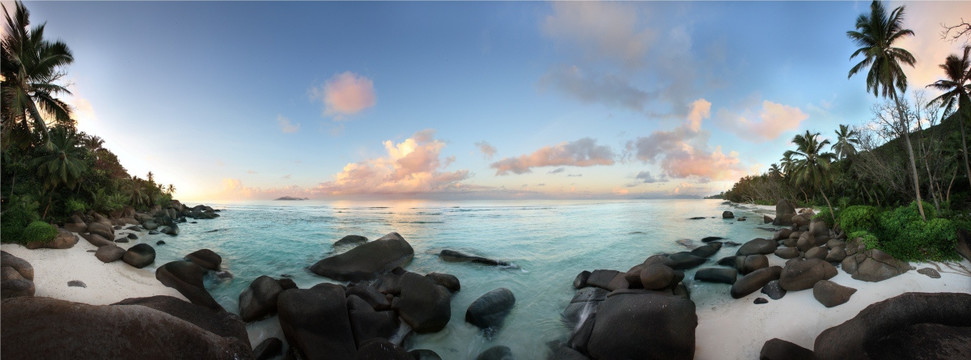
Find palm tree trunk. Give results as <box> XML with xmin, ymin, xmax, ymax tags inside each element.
<box><xmin>19</xmin><ymin>84</ymin><xmax>50</xmax><ymax>139</ymax></box>
<box><xmin>947</xmin><ymin>167</ymin><xmax>957</xmax><ymax>203</ymax></box>
<box><xmin>893</xmin><ymin>95</ymin><xmax>926</xmax><ymax>221</ymax></box>
<box><xmin>820</xmin><ymin>188</ymin><xmax>836</xmax><ymax>225</ymax></box>
<box><xmin>915</xmin><ymin>119</ymin><xmax>942</xmax><ymax>213</ymax></box>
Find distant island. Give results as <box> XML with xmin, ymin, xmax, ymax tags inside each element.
<box><xmin>275</xmin><ymin>196</ymin><xmax>309</xmax><ymax>201</ymax></box>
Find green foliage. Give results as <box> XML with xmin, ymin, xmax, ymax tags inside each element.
<box><xmin>839</xmin><ymin>205</ymin><xmax>879</xmax><ymax>234</ymax></box>
<box><xmin>65</xmin><ymin>197</ymin><xmax>87</xmax><ymax>214</ymax></box>
<box><xmin>21</xmin><ymin>220</ymin><xmax>58</xmax><ymax>245</ymax></box>
<box><xmin>872</xmin><ymin>202</ymin><xmax>959</xmax><ymax>261</ymax></box>
<box><xmin>0</xmin><ymin>194</ymin><xmax>40</xmax><ymax>243</ymax></box>
<box><xmin>850</xmin><ymin>230</ymin><xmax>880</xmax><ymax>250</ymax></box>
<box><xmin>91</xmin><ymin>188</ymin><xmax>128</xmax><ymax>214</ymax></box>
<box><xmin>814</xmin><ymin>207</ymin><xmax>838</xmax><ymax>228</ymax></box>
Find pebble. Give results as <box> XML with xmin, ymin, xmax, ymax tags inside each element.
<box><xmin>68</xmin><ymin>280</ymin><xmax>86</xmax><ymax>288</ymax></box>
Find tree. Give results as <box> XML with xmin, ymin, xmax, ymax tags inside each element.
<box><xmin>847</xmin><ymin>0</ymin><xmax>926</xmax><ymax>220</ymax></box>
<box><xmin>786</xmin><ymin>130</ymin><xmax>837</xmax><ymax>223</ymax></box>
<box><xmin>927</xmin><ymin>45</ymin><xmax>971</xmax><ymax>190</ymax></box>
<box><xmin>768</xmin><ymin>163</ymin><xmax>782</xmax><ymax>178</ymax></box>
<box><xmin>1</xmin><ymin>0</ymin><xmax>74</xmax><ymax>145</ymax></box>
<box><xmin>832</xmin><ymin>124</ymin><xmax>861</xmax><ymax>160</ymax></box>
<box><xmin>32</xmin><ymin>125</ymin><xmax>84</xmax><ymax>218</ymax></box>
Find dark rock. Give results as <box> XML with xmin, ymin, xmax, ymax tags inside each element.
<box><xmin>68</xmin><ymin>280</ymin><xmax>86</xmax><ymax>288</ymax></box>
<box><xmin>813</xmin><ymin>280</ymin><xmax>856</xmax><ymax>308</ymax></box>
<box><xmin>568</xmin><ymin>312</ymin><xmax>596</xmax><ymax>354</ymax></box>
<box><xmin>334</xmin><ymin>235</ymin><xmax>367</xmax><ymax>247</ymax></box>
<box><xmin>796</xmin><ymin>232</ymin><xmax>815</xmax><ymax>252</ymax></box>
<box><xmin>717</xmin><ymin>256</ymin><xmax>742</xmax><ymax>268</ymax></box>
<box><xmin>476</xmin><ymin>346</ymin><xmax>514</xmax><ymax>360</ymax></box>
<box><xmin>605</xmin><ymin>272</ymin><xmax>630</xmax><ymax>291</ymax></box>
<box><xmin>850</xmin><ymin>249</ymin><xmax>910</xmax><ymax>282</ymax></box>
<box><xmin>466</xmin><ymin>288</ymin><xmax>516</xmax><ymax>331</ymax></box>
<box><xmin>277</xmin><ymin>285</ymin><xmax>356</xmax><ymax>360</ymax></box>
<box><xmin>156</xmin><ymin>240</ymin><xmax>166</xmax><ymax>245</ymax></box>
<box><xmin>80</xmin><ymin>233</ymin><xmax>114</xmax><ymax>247</ymax></box>
<box><xmin>772</xmin><ymin>229</ymin><xmax>793</xmax><ymax>241</ymax></box>
<box><xmin>122</xmin><ymin>243</ymin><xmax>156</xmax><ymax>269</ymax></box>
<box><xmin>754</xmin><ymin>297</ymin><xmax>768</xmax><ymax>304</ymax></box>
<box><xmin>779</xmin><ymin>258</ymin><xmax>838</xmax><ymax>291</ymax></box>
<box><xmin>573</xmin><ymin>270</ymin><xmax>591</xmax><ymax>289</ymax></box>
<box><xmin>127</xmin><ymin>233</ymin><xmax>138</xmax><ymax>240</ymax></box>
<box><xmin>439</xmin><ymin>249</ymin><xmax>509</xmax><ymax>266</ymax></box>
<box><xmin>814</xmin><ymin>292</ymin><xmax>971</xmax><ymax>360</ymax></box>
<box><xmin>825</xmin><ymin>247</ymin><xmax>846</xmax><ymax>263</ymax></box>
<box><xmin>156</xmin><ymin>261</ymin><xmax>224</xmax><ymax>311</ymax></box>
<box><xmin>1</xmin><ymin>252</ymin><xmax>34</xmax><ymax>299</ymax></box>
<box><xmin>161</xmin><ymin>223</ymin><xmax>180</xmax><ymax>236</ymax></box>
<box><xmin>93</xmin><ymin>244</ymin><xmax>125</xmax><ymax>263</ymax></box>
<box><xmin>760</xmin><ymin>280</ymin><xmax>787</xmax><ymax>300</ymax></box>
<box><xmin>2</xmin><ymin>296</ymin><xmax>251</xmax><ymax>359</ymax></box>
<box><xmin>346</xmin><ymin>284</ymin><xmax>392</xmax><ymax>310</ymax></box>
<box><xmin>149</xmin><ymin>230</ymin><xmax>160</xmax><ymax>235</ymax></box>
<box><xmin>764</xmin><ymin>215</ymin><xmax>774</xmax><ymax>224</ymax></box>
<box><xmin>86</xmin><ymin>222</ymin><xmax>114</xmax><ymax>240</ymax></box>
<box><xmin>396</xmin><ymin>272</ymin><xmax>451</xmax><ymax>333</ymax></box>
<box><xmin>731</xmin><ymin>266</ymin><xmax>782</xmax><ymax>299</ymax></box>
<box><xmin>774</xmin><ymin>247</ymin><xmax>800</xmax><ymax>259</ymax></box>
<box><xmin>114</xmin><ymin>238</ymin><xmax>129</xmax><ymax>243</ymax></box>
<box><xmin>113</xmin><ymin>295</ymin><xmax>249</xmax><ymax>345</ymax></box>
<box><xmin>410</xmin><ymin>349</ymin><xmax>443</xmax><ymax>360</ymax></box>
<box><xmin>239</xmin><ymin>275</ymin><xmax>283</xmax><ymax>322</ymax></box>
<box><xmin>356</xmin><ymin>339</ymin><xmax>412</xmax><ymax>360</ymax></box>
<box><xmin>722</xmin><ymin>211</ymin><xmax>734</xmax><ymax>219</ymax></box>
<box><xmin>791</xmin><ymin>214</ymin><xmax>811</xmax><ymax>228</ymax></box>
<box><xmin>310</xmin><ymin>232</ymin><xmax>414</xmax><ymax>281</ymax></box>
<box><xmin>701</xmin><ymin>236</ymin><xmax>725</xmax><ymax>242</ymax></box>
<box><xmin>1</xmin><ymin>251</ymin><xmax>33</xmax><ymax>281</ymax></box>
<box><xmin>917</xmin><ymin>267</ymin><xmax>941</xmax><ymax>278</ymax></box>
<box><xmin>809</xmin><ymin>220</ymin><xmax>829</xmax><ymax>237</ymax></box>
<box><xmin>562</xmin><ymin>287</ymin><xmax>608</xmax><ymax>327</ymax></box>
<box><xmin>186</xmin><ymin>249</ymin><xmax>222</xmax><ymax>271</ymax></box>
<box><xmin>760</xmin><ymin>338</ymin><xmax>814</xmax><ymax>360</ymax></box>
<box><xmin>737</xmin><ymin>238</ymin><xmax>778</xmax><ymax>256</ymax></box>
<box><xmin>741</xmin><ymin>255</ymin><xmax>769</xmax><ymax>275</ymax></box>
<box><xmin>425</xmin><ymin>272</ymin><xmax>460</xmax><ymax>293</ymax></box>
<box><xmin>585</xmin><ymin>269</ymin><xmax>621</xmax><ymax>290</ymax></box>
<box><xmin>347</xmin><ymin>296</ymin><xmax>398</xmax><ymax>348</ymax></box>
<box><xmin>253</xmin><ymin>337</ymin><xmax>283</xmax><ymax>360</ymax></box>
<box><xmin>722</xmin><ymin>241</ymin><xmax>742</xmax><ymax>247</ymax></box>
<box><xmin>586</xmin><ymin>291</ymin><xmax>696</xmax><ymax>360</ymax></box>
<box><xmin>805</xmin><ymin>247</ymin><xmax>828</xmax><ymax>260</ymax></box>
<box><xmin>667</xmin><ymin>252</ymin><xmax>708</xmax><ymax>270</ymax></box>
<box><xmin>694</xmin><ymin>268</ymin><xmax>737</xmax><ymax>284</ymax></box>
<box><xmin>688</xmin><ymin>216</ymin><xmax>706</xmax><ymax>220</ymax></box>
<box><xmin>772</xmin><ymin>199</ymin><xmax>796</xmax><ymax>226</ymax></box>
<box><xmin>690</xmin><ymin>242</ymin><xmax>722</xmax><ymax>258</ymax></box>
<box><xmin>639</xmin><ymin>264</ymin><xmax>676</xmax><ymax>290</ymax></box>
<box><xmin>548</xmin><ymin>346</ymin><xmax>589</xmax><ymax>360</ymax></box>
<box><xmin>737</xmin><ymin>216</ymin><xmax>747</xmax><ymax>221</ymax></box>
<box><xmin>277</xmin><ymin>278</ymin><xmax>297</xmax><ymax>290</ymax></box>
<box><xmin>957</xmin><ymin>229</ymin><xmax>971</xmax><ymax>263</ymax></box>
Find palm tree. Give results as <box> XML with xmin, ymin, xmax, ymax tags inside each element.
<box><xmin>787</xmin><ymin>131</ymin><xmax>837</xmax><ymax>223</ymax></box>
<box><xmin>831</xmin><ymin>124</ymin><xmax>861</xmax><ymax>160</ymax></box>
<box><xmin>32</xmin><ymin>125</ymin><xmax>84</xmax><ymax>217</ymax></box>
<box><xmin>927</xmin><ymin>45</ymin><xmax>971</xmax><ymax>190</ymax></box>
<box><xmin>768</xmin><ymin>163</ymin><xmax>782</xmax><ymax>178</ymax></box>
<box><xmin>847</xmin><ymin>0</ymin><xmax>926</xmax><ymax>220</ymax></box>
<box><xmin>1</xmin><ymin>0</ymin><xmax>74</xmax><ymax>144</ymax></box>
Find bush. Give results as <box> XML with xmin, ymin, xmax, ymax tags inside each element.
<box><xmin>839</xmin><ymin>205</ymin><xmax>878</xmax><ymax>234</ymax></box>
<box><xmin>0</xmin><ymin>194</ymin><xmax>40</xmax><ymax>244</ymax></box>
<box><xmin>873</xmin><ymin>202</ymin><xmax>959</xmax><ymax>261</ymax></box>
<box><xmin>850</xmin><ymin>230</ymin><xmax>879</xmax><ymax>250</ymax></box>
<box><xmin>65</xmin><ymin>198</ymin><xmax>88</xmax><ymax>214</ymax></box>
<box><xmin>21</xmin><ymin>221</ymin><xmax>58</xmax><ymax>245</ymax></box>
<box><xmin>814</xmin><ymin>207</ymin><xmax>838</xmax><ymax>228</ymax></box>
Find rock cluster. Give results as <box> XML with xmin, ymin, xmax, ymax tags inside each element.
<box><xmin>1</xmin><ymin>251</ymin><xmax>35</xmax><ymax>299</ymax></box>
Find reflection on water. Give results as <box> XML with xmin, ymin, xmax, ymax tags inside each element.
<box><xmin>148</xmin><ymin>199</ymin><xmax>775</xmax><ymax>358</ymax></box>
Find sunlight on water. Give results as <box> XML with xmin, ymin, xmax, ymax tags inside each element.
<box><xmin>146</xmin><ymin>199</ymin><xmax>777</xmax><ymax>358</ymax></box>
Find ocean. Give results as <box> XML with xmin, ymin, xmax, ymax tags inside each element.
<box><xmin>146</xmin><ymin>199</ymin><xmax>777</xmax><ymax>358</ymax></box>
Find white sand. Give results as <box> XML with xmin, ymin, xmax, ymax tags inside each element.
<box><xmin>694</xmin><ymin>257</ymin><xmax>971</xmax><ymax>359</ymax></box>
<box><xmin>1</xmin><ymin>229</ymin><xmax>186</xmax><ymax>305</ymax></box>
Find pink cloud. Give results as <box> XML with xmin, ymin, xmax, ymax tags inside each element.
<box><xmin>312</xmin><ymin>72</ymin><xmax>376</xmax><ymax>118</ymax></box>
<box><xmin>718</xmin><ymin>100</ymin><xmax>808</xmax><ymax>141</ymax></box>
<box><xmin>475</xmin><ymin>141</ymin><xmax>497</xmax><ymax>159</ymax></box>
<box><xmin>315</xmin><ymin>129</ymin><xmax>469</xmax><ymax>195</ymax></box>
<box><xmin>543</xmin><ymin>1</ymin><xmax>655</xmax><ymax>67</ymax></box>
<box><xmin>490</xmin><ymin>138</ymin><xmax>616</xmax><ymax>175</ymax></box>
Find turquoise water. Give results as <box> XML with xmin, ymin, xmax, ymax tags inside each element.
<box><xmin>145</xmin><ymin>199</ymin><xmax>776</xmax><ymax>358</ymax></box>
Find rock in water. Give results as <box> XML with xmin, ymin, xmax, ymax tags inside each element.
<box><xmin>731</xmin><ymin>266</ymin><xmax>782</xmax><ymax>299</ymax></box>
<box><xmin>476</xmin><ymin>346</ymin><xmax>514</xmax><ymax>360</ymax></box>
<box><xmin>277</xmin><ymin>285</ymin><xmax>356</xmax><ymax>360</ymax></box>
<box><xmin>334</xmin><ymin>235</ymin><xmax>368</xmax><ymax>247</ymax></box>
<box><xmin>239</xmin><ymin>275</ymin><xmax>283</xmax><ymax>322</ymax></box>
<box><xmin>586</xmin><ymin>291</ymin><xmax>697</xmax><ymax>360</ymax></box>
<box><xmin>694</xmin><ymin>268</ymin><xmax>737</xmax><ymax>285</ymax></box>
<box><xmin>439</xmin><ymin>249</ymin><xmax>509</xmax><ymax>266</ymax></box>
<box><xmin>814</xmin><ymin>292</ymin><xmax>971</xmax><ymax>360</ymax></box>
<box><xmin>466</xmin><ymin>288</ymin><xmax>516</xmax><ymax>331</ymax></box>
<box><xmin>425</xmin><ymin>272</ymin><xmax>461</xmax><ymax>293</ymax></box>
<box><xmin>156</xmin><ymin>261</ymin><xmax>224</xmax><ymax>311</ymax></box>
<box><xmin>1</xmin><ymin>296</ymin><xmax>251</xmax><ymax>359</ymax></box>
<box><xmin>309</xmin><ymin>232</ymin><xmax>414</xmax><ymax>282</ymax></box>
<box><xmin>346</xmin><ymin>295</ymin><xmax>398</xmax><ymax>347</ymax></box>
<box><xmin>356</xmin><ymin>339</ymin><xmax>413</xmax><ymax>360</ymax></box>
<box><xmin>396</xmin><ymin>272</ymin><xmax>451</xmax><ymax>333</ymax></box>
<box><xmin>186</xmin><ymin>249</ymin><xmax>222</xmax><ymax>271</ymax></box>
<box><xmin>122</xmin><ymin>243</ymin><xmax>156</xmax><ymax>269</ymax></box>
<box><xmin>722</xmin><ymin>211</ymin><xmax>735</xmax><ymax>219</ymax></box>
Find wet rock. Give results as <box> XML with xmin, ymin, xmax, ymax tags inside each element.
<box><xmin>666</xmin><ymin>252</ymin><xmax>708</xmax><ymax>270</ymax></box>
<box><xmin>574</xmin><ymin>270</ymin><xmax>591</xmax><ymax>289</ymax></box>
<box><xmin>639</xmin><ymin>264</ymin><xmax>676</xmax><ymax>290</ymax></box>
<box><xmin>425</xmin><ymin>272</ymin><xmax>460</xmax><ymax>293</ymax></box>
<box><xmin>694</xmin><ymin>268</ymin><xmax>737</xmax><ymax>284</ymax></box>
<box><xmin>466</xmin><ymin>288</ymin><xmax>516</xmax><ymax>331</ymax></box>
<box><xmin>347</xmin><ymin>296</ymin><xmax>398</xmax><ymax>348</ymax></box>
<box><xmin>156</xmin><ymin>240</ymin><xmax>166</xmax><ymax>245</ymax></box>
<box><xmin>764</xmin><ymin>215</ymin><xmax>774</xmax><ymax>224</ymax></box>
<box><xmin>477</xmin><ymin>346</ymin><xmax>514</xmax><ymax>360</ymax></box>
<box><xmin>690</xmin><ymin>243</ymin><xmax>722</xmax><ymax>258</ymax></box>
<box><xmin>439</xmin><ymin>249</ymin><xmax>509</xmax><ymax>266</ymax></box>
<box><xmin>736</xmin><ymin>238</ymin><xmax>778</xmax><ymax>256</ymax></box>
<box><xmin>760</xmin><ymin>280</ymin><xmax>786</xmax><ymax>300</ymax></box>
<box><xmin>356</xmin><ymin>339</ymin><xmax>412</xmax><ymax>360</ymax></box>
<box><xmin>310</xmin><ymin>232</ymin><xmax>414</xmax><ymax>282</ymax></box>
<box><xmin>731</xmin><ymin>266</ymin><xmax>782</xmax><ymax>299</ymax></box>
<box><xmin>700</xmin><ymin>236</ymin><xmax>725</xmax><ymax>242</ymax></box>
<box><xmin>740</xmin><ymin>255</ymin><xmax>769</xmax><ymax>275</ymax></box>
<box><xmin>722</xmin><ymin>211</ymin><xmax>735</xmax><ymax>219</ymax></box>
<box><xmin>562</xmin><ymin>287</ymin><xmax>608</xmax><ymax>328</ymax></box>
<box><xmin>156</xmin><ymin>261</ymin><xmax>223</xmax><ymax>311</ymax></box>
<box><xmin>396</xmin><ymin>272</ymin><xmax>451</xmax><ymax>333</ymax></box>
<box><xmin>239</xmin><ymin>275</ymin><xmax>283</xmax><ymax>322</ymax></box>
<box><xmin>410</xmin><ymin>349</ymin><xmax>443</xmax><ymax>360</ymax></box>
<box><xmin>585</xmin><ymin>270</ymin><xmax>620</xmax><ymax>290</ymax></box>
<box><xmin>334</xmin><ymin>234</ymin><xmax>367</xmax><ymax>247</ymax></box>
<box><xmin>253</xmin><ymin>337</ymin><xmax>283</xmax><ymax>360</ymax></box>
<box><xmin>186</xmin><ymin>249</ymin><xmax>222</xmax><ymax>271</ymax></box>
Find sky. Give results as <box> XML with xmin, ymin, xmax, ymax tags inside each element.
<box><xmin>12</xmin><ymin>0</ymin><xmax>971</xmax><ymax>202</ymax></box>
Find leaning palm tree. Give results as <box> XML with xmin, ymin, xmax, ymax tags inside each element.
<box><xmin>831</xmin><ymin>124</ymin><xmax>861</xmax><ymax>160</ymax></box>
<box><xmin>32</xmin><ymin>125</ymin><xmax>84</xmax><ymax>217</ymax></box>
<box><xmin>847</xmin><ymin>0</ymin><xmax>926</xmax><ymax>220</ymax></box>
<box><xmin>927</xmin><ymin>45</ymin><xmax>971</xmax><ymax>190</ymax></box>
<box><xmin>1</xmin><ymin>0</ymin><xmax>74</xmax><ymax>145</ymax></box>
<box><xmin>788</xmin><ymin>131</ymin><xmax>837</xmax><ymax>223</ymax></box>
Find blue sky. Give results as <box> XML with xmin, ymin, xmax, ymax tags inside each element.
<box><xmin>18</xmin><ymin>1</ymin><xmax>970</xmax><ymax>201</ymax></box>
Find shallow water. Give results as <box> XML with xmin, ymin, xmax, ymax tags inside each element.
<box><xmin>146</xmin><ymin>199</ymin><xmax>778</xmax><ymax>358</ymax></box>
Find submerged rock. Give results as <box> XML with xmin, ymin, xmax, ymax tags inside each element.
<box><xmin>466</xmin><ymin>288</ymin><xmax>516</xmax><ymax>331</ymax></box>
<box><xmin>439</xmin><ymin>249</ymin><xmax>509</xmax><ymax>266</ymax></box>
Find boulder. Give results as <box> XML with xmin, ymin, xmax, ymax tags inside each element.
<box><xmin>639</xmin><ymin>264</ymin><xmax>676</xmax><ymax>290</ymax></box>
<box><xmin>186</xmin><ymin>249</ymin><xmax>222</xmax><ymax>271</ymax></box>
<box><xmin>239</xmin><ymin>275</ymin><xmax>283</xmax><ymax>322</ymax></box>
<box><xmin>252</xmin><ymin>337</ymin><xmax>283</xmax><ymax>360</ymax></box>
<box><xmin>346</xmin><ymin>284</ymin><xmax>392</xmax><ymax>310</ymax></box>
<box><xmin>779</xmin><ymin>258</ymin><xmax>838</xmax><ymax>291</ymax></box>
<box><xmin>731</xmin><ymin>266</ymin><xmax>782</xmax><ymax>299</ymax></box>
<box><xmin>805</xmin><ymin>247</ymin><xmax>828</xmax><ymax>260</ymax></box>
<box><xmin>772</xmin><ymin>229</ymin><xmax>793</xmax><ymax>241</ymax></box>
<box><xmin>809</xmin><ymin>220</ymin><xmax>829</xmax><ymax>237</ymax></box>
<box><xmin>410</xmin><ymin>349</ymin><xmax>444</xmax><ymax>360</ymax></box>
<box><xmin>466</xmin><ymin>288</ymin><xmax>516</xmax><ymax>330</ymax></box>
<box><xmin>812</xmin><ymin>280</ymin><xmax>856</xmax><ymax>308</ymax></box>
<box><xmin>796</xmin><ymin>232</ymin><xmax>815</xmax><ymax>252</ymax></box>
<box><xmin>346</xmin><ymin>296</ymin><xmax>398</xmax><ymax>348</ymax></box>
<box><xmin>825</xmin><ymin>247</ymin><xmax>846</xmax><ymax>263</ymax></box>
<box><xmin>791</xmin><ymin>214</ymin><xmax>811</xmax><ymax>228</ymax></box>
<box><xmin>356</xmin><ymin>339</ymin><xmax>413</xmax><ymax>360</ymax></box>
<box><xmin>160</xmin><ymin>223</ymin><xmax>180</xmax><ymax>236</ymax></box>
<box><xmin>764</xmin><ymin>215</ymin><xmax>774</xmax><ymax>224</ymax></box>
<box><xmin>277</xmin><ymin>285</ymin><xmax>356</xmax><ymax>360</ymax></box>
<box><xmin>573</xmin><ymin>270</ymin><xmax>591</xmax><ymax>289</ymax></box>
<box><xmin>694</xmin><ymin>268</ymin><xmax>737</xmax><ymax>285</ymax></box>
<box><xmin>1</xmin><ymin>251</ymin><xmax>34</xmax><ymax>280</ymax></box>
<box><xmin>142</xmin><ymin>220</ymin><xmax>159</xmax><ymax>230</ymax></box>
<box><xmin>80</xmin><ymin>232</ymin><xmax>114</xmax><ymax>247</ymax></box>
<box><xmin>689</xmin><ymin>243</ymin><xmax>722</xmax><ymax>258</ymax></box>
<box><xmin>123</xmin><ymin>243</ymin><xmax>156</xmax><ymax>269</ymax></box>
<box><xmin>814</xmin><ymin>292</ymin><xmax>971</xmax><ymax>360</ymax></box>
<box><xmin>760</xmin><ymin>338</ymin><xmax>814</xmax><ymax>360</ymax></box>
<box><xmin>86</xmin><ymin>222</ymin><xmax>114</xmax><ymax>240</ymax></box>
<box><xmin>740</xmin><ymin>255</ymin><xmax>768</xmax><ymax>275</ymax></box>
<box><xmin>701</xmin><ymin>236</ymin><xmax>725</xmax><ymax>242</ymax></box>
<box><xmin>549</xmin><ymin>346</ymin><xmax>590</xmax><ymax>360</ymax></box>
<box><xmin>736</xmin><ymin>238</ymin><xmax>778</xmax><ymax>256</ymax></box>
<box><xmin>1</xmin><ymin>251</ymin><xmax>34</xmax><ymax>299</ymax></box>
<box><xmin>26</xmin><ymin>227</ymin><xmax>78</xmax><ymax>249</ymax></box>
<box><xmin>585</xmin><ymin>269</ymin><xmax>621</xmax><ymax>290</ymax></box>
<box><xmin>439</xmin><ymin>249</ymin><xmax>509</xmax><ymax>266</ymax></box>
<box><xmin>847</xmin><ymin>249</ymin><xmax>910</xmax><ymax>282</ymax></box>
<box><xmin>156</xmin><ymin>261</ymin><xmax>223</xmax><ymax>311</ymax></box>
<box><xmin>722</xmin><ymin>211</ymin><xmax>735</xmax><ymax>219</ymax></box>
<box><xmin>1</xmin><ymin>296</ymin><xmax>251</xmax><ymax>359</ymax></box>
<box><xmin>586</xmin><ymin>291</ymin><xmax>696</xmax><ymax>360</ymax></box>
<box><xmin>772</xmin><ymin>200</ymin><xmax>796</xmax><ymax>226</ymax></box>
<box><xmin>476</xmin><ymin>346</ymin><xmax>514</xmax><ymax>360</ymax></box>
<box><xmin>95</xmin><ymin>245</ymin><xmax>126</xmax><ymax>263</ymax></box>
<box><xmin>334</xmin><ymin>234</ymin><xmax>368</xmax><ymax>247</ymax></box>
<box><xmin>396</xmin><ymin>272</ymin><xmax>451</xmax><ymax>333</ymax></box>
<box><xmin>113</xmin><ymin>295</ymin><xmax>249</xmax><ymax>345</ymax></box>
<box><xmin>562</xmin><ymin>287</ymin><xmax>608</xmax><ymax>328</ymax></box>
<box><xmin>774</xmin><ymin>247</ymin><xmax>800</xmax><ymax>259</ymax></box>
<box><xmin>917</xmin><ymin>267</ymin><xmax>941</xmax><ymax>279</ymax></box>
<box><xmin>310</xmin><ymin>232</ymin><xmax>414</xmax><ymax>281</ymax></box>
<box><xmin>666</xmin><ymin>252</ymin><xmax>708</xmax><ymax>270</ymax></box>
<box><xmin>760</xmin><ymin>280</ymin><xmax>787</xmax><ymax>300</ymax></box>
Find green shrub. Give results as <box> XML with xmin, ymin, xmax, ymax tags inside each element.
<box><xmin>65</xmin><ymin>198</ymin><xmax>88</xmax><ymax>214</ymax></box>
<box><xmin>0</xmin><ymin>195</ymin><xmax>40</xmax><ymax>244</ymax></box>
<box><xmin>873</xmin><ymin>202</ymin><xmax>959</xmax><ymax>261</ymax></box>
<box><xmin>814</xmin><ymin>207</ymin><xmax>838</xmax><ymax>228</ymax></box>
<box><xmin>839</xmin><ymin>205</ymin><xmax>878</xmax><ymax>234</ymax></box>
<box><xmin>850</xmin><ymin>230</ymin><xmax>879</xmax><ymax>250</ymax></box>
<box><xmin>21</xmin><ymin>221</ymin><xmax>58</xmax><ymax>245</ymax></box>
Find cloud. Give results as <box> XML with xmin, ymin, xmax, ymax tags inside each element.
<box><xmin>635</xmin><ymin>171</ymin><xmax>666</xmax><ymax>183</ymax></box>
<box><xmin>246</xmin><ymin>170</ymin><xmax>258</xmax><ymax>174</ymax></box>
<box><xmin>490</xmin><ymin>138</ymin><xmax>616</xmax><ymax>175</ymax></box>
<box><xmin>548</xmin><ymin>167</ymin><xmax>565</xmax><ymax>174</ymax></box>
<box><xmin>539</xmin><ymin>65</ymin><xmax>654</xmax><ymax>112</ymax></box>
<box><xmin>892</xmin><ymin>1</ymin><xmax>971</xmax><ymax>96</ymax></box>
<box><xmin>543</xmin><ymin>1</ymin><xmax>655</xmax><ymax>68</ymax></box>
<box><xmin>314</xmin><ymin>129</ymin><xmax>469</xmax><ymax>195</ymax></box>
<box><xmin>311</xmin><ymin>71</ymin><xmax>376</xmax><ymax>118</ymax></box>
<box><xmin>717</xmin><ymin>100</ymin><xmax>808</xmax><ymax>141</ymax></box>
<box><xmin>627</xmin><ymin>98</ymin><xmax>746</xmax><ymax>181</ymax></box>
<box><xmin>276</xmin><ymin>115</ymin><xmax>300</xmax><ymax>133</ymax></box>
<box><xmin>475</xmin><ymin>141</ymin><xmax>497</xmax><ymax>159</ymax></box>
